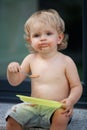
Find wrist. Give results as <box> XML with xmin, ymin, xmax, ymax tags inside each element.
<box><xmin>68</xmin><ymin>97</ymin><xmax>75</xmax><ymax>106</ymax></box>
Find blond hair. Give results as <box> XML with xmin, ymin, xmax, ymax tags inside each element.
<box><xmin>24</xmin><ymin>9</ymin><xmax>68</xmax><ymax>52</ymax></box>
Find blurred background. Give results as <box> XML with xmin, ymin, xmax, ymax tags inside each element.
<box><xmin>0</xmin><ymin>0</ymin><xmax>82</xmax><ymax>79</ymax></box>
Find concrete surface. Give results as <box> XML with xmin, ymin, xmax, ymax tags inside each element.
<box><xmin>0</xmin><ymin>103</ymin><xmax>87</xmax><ymax>130</ymax></box>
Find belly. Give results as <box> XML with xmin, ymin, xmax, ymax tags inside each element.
<box><xmin>31</xmin><ymin>84</ymin><xmax>69</xmax><ymax>101</ymax></box>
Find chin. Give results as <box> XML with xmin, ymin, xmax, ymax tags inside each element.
<box><xmin>40</xmin><ymin>47</ymin><xmax>50</xmax><ymax>53</ymax></box>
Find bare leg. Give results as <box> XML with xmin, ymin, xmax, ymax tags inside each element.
<box><xmin>50</xmin><ymin>109</ymin><xmax>70</xmax><ymax>130</ymax></box>
<box><xmin>6</xmin><ymin>117</ymin><xmax>22</xmax><ymax>130</ymax></box>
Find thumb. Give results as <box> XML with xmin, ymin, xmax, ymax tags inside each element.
<box><xmin>61</xmin><ymin>99</ymin><xmax>66</xmax><ymax>103</ymax></box>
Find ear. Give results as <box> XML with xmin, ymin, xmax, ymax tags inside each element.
<box><xmin>57</xmin><ymin>33</ymin><xmax>64</xmax><ymax>44</ymax></box>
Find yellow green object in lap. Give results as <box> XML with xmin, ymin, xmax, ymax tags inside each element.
<box><xmin>16</xmin><ymin>95</ymin><xmax>66</xmax><ymax>109</ymax></box>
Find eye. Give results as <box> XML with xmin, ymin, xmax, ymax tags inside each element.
<box><xmin>33</xmin><ymin>34</ymin><xmax>40</xmax><ymax>37</ymax></box>
<box><xmin>46</xmin><ymin>32</ymin><xmax>53</xmax><ymax>36</ymax></box>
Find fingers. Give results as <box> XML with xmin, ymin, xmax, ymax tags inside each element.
<box><xmin>8</xmin><ymin>62</ymin><xmax>21</xmax><ymax>73</ymax></box>
<box><xmin>61</xmin><ymin>108</ymin><xmax>73</xmax><ymax>117</ymax></box>
<box><xmin>61</xmin><ymin>103</ymin><xmax>66</xmax><ymax>109</ymax></box>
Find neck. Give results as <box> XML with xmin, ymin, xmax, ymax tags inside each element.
<box><xmin>38</xmin><ymin>50</ymin><xmax>59</xmax><ymax>59</ymax></box>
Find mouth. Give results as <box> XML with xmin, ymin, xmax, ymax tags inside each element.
<box><xmin>38</xmin><ymin>43</ymin><xmax>49</xmax><ymax>49</ymax></box>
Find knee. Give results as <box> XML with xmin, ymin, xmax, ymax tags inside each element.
<box><xmin>6</xmin><ymin>116</ymin><xmax>19</xmax><ymax>126</ymax></box>
<box><xmin>6</xmin><ymin>116</ymin><xmax>22</xmax><ymax>130</ymax></box>
<box><xmin>51</xmin><ymin>109</ymin><xmax>69</xmax><ymax>127</ymax></box>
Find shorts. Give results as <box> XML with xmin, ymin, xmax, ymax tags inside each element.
<box><xmin>5</xmin><ymin>103</ymin><xmax>58</xmax><ymax>128</ymax></box>
<box><xmin>5</xmin><ymin>103</ymin><xmax>72</xmax><ymax>129</ymax></box>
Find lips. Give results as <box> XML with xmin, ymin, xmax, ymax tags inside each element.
<box><xmin>38</xmin><ymin>43</ymin><xmax>49</xmax><ymax>49</ymax></box>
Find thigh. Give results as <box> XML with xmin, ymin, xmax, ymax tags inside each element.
<box><xmin>5</xmin><ymin>103</ymin><xmax>40</xmax><ymax>127</ymax></box>
<box><xmin>51</xmin><ymin>109</ymin><xmax>71</xmax><ymax>126</ymax></box>
<box><xmin>39</xmin><ymin>106</ymin><xmax>58</xmax><ymax>128</ymax></box>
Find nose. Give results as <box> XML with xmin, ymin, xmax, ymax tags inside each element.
<box><xmin>40</xmin><ymin>34</ymin><xmax>46</xmax><ymax>41</ymax></box>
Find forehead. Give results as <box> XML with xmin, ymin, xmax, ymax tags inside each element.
<box><xmin>30</xmin><ymin>21</ymin><xmax>56</xmax><ymax>33</ymax></box>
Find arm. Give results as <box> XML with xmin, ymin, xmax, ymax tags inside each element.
<box><xmin>65</xmin><ymin>57</ymin><xmax>83</xmax><ymax>105</ymax></box>
<box><xmin>61</xmin><ymin>56</ymin><xmax>83</xmax><ymax>116</ymax></box>
<box><xmin>7</xmin><ymin>55</ymin><xmax>31</xmax><ymax>86</ymax></box>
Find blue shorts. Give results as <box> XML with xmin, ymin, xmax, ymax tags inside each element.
<box><xmin>5</xmin><ymin>103</ymin><xmax>72</xmax><ymax>129</ymax></box>
<box><xmin>5</xmin><ymin>103</ymin><xmax>58</xmax><ymax>128</ymax></box>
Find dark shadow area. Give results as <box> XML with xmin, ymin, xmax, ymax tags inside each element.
<box><xmin>0</xmin><ymin>78</ymin><xmax>31</xmax><ymax>103</ymax></box>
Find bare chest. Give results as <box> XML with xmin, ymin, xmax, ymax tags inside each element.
<box><xmin>30</xmin><ymin>59</ymin><xmax>66</xmax><ymax>83</ymax></box>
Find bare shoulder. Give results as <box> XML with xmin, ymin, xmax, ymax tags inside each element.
<box><xmin>59</xmin><ymin>53</ymin><xmax>74</xmax><ymax>62</ymax></box>
<box><xmin>23</xmin><ymin>53</ymin><xmax>36</xmax><ymax>61</ymax></box>
<box><xmin>60</xmin><ymin>52</ymin><xmax>74</xmax><ymax>63</ymax></box>
<box><xmin>65</xmin><ymin>56</ymin><xmax>76</xmax><ymax>68</ymax></box>
<box><xmin>61</xmin><ymin>54</ymin><xmax>78</xmax><ymax>74</ymax></box>
<box><xmin>65</xmin><ymin>55</ymin><xmax>75</xmax><ymax>63</ymax></box>
<box><xmin>21</xmin><ymin>53</ymin><xmax>37</xmax><ymax>67</ymax></box>
<box><xmin>59</xmin><ymin>53</ymin><xmax>76</xmax><ymax>68</ymax></box>
<box><xmin>21</xmin><ymin>53</ymin><xmax>37</xmax><ymax>72</ymax></box>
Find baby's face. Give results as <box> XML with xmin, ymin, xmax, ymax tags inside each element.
<box><xmin>29</xmin><ymin>22</ymin><xmax>60</xmax><ymax>53</ymax></box>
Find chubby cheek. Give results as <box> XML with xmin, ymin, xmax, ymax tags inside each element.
<box><xmin>48</xmin><ymin>40</ymin><xmax>58</xmax><ymax>47</ymax></box>
<box><xmin>48</xmin><ymin>43</ymin><xmax>52</xmax><ymax>47</ymax></box>
<box><xmin>31</xmin><ymin>42</ymin><xmax>39</xmax><ymax>51</ymax></box>
<box><xmin>31</xmin><ymin>43</ymin><xmax>37</xmax><ymax>49</ymax></box>
<box><xmin>50</xmin><ymin>37</ymin><xmax>58</xmax><ymax>46</ymax></box>
<box><xmin>30</xmin><ymin>39</ymin><xmax>37</xmax><ymax>47</ymax></box>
